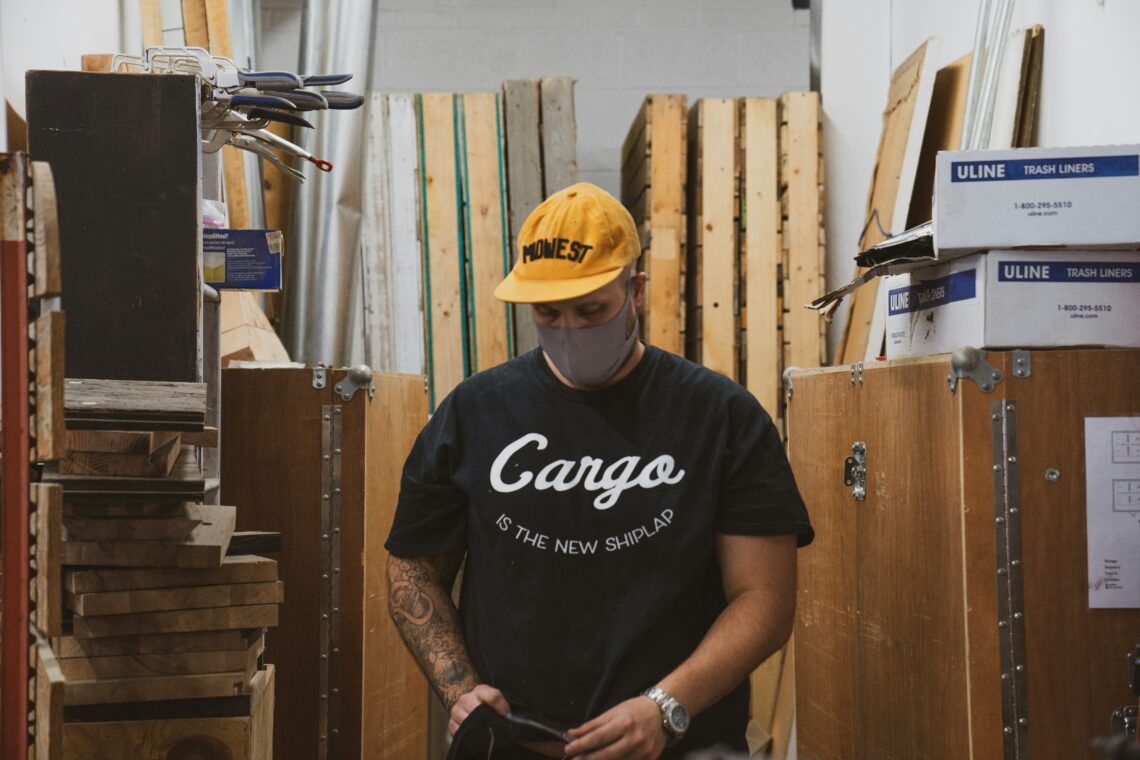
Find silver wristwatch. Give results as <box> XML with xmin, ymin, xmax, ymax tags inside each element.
<box><xmin>642</xmin><ymin>686</ymin><xmax>690</xmax><ymax>747</ymax></box>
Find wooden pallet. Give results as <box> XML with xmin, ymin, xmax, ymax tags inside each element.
<box><xmin>686</xmin><ymin>99</ymin><xmax>739</xmax><ymax>379</ymax></box>
<box><xmin>778</xmin><ymin>92</ymin><xmax>826</xmax><ymax>373</ymax></box>
<box><xmin>460</xmin><ymin>92</ymin><xmax>512</xmax><ymax>372</ymax></box>
<box><xmin>418</xmin><ymin>93</ymin><xmax>468</xmax><ymax>408</ymax></box>
<box><xmin>739</xmin><ymin>98</ymin><xmax>783</xmax><ymax>424</ymax></box>
<box><xmin>502</xmin><ymin>80</ymin><xmax>544</xmax><ymax>355</ymax></box>
<box><xmin>621</xmin><ymin>94</ymin><xmax>687</xmax><ymax>356</ymax></box>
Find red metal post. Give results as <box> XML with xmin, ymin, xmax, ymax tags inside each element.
<box><xmin>1</xmin><ymin>153</ymin><xmax>31</xmax><ymax>760</ymax></box>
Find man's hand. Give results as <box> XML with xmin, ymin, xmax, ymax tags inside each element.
<box><xmin>564</xmin><ymin>696</ymin><xmax>666</xmax><ymax>760</ymax></box>
<box><xmin>447</xmin><ymin>684</ymin><xmax>511</xmax><ymax>736</ymax></box>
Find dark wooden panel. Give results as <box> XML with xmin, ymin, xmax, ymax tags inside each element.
<box><xmin>26</xmin><ymin>71</ymin><xmax>200</xmax><ymax>382</ymax></box>
<box><xmin>222</xmin><ymin>368</ymin><xmax>327</xmax><ymax>760</ymax></box>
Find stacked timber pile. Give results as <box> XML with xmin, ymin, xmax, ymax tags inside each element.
<box><xmin>622</xmin><ymin>92</ymin><xmax>825</xmax><ymax>431</ymax></box>
<box><xmin>361</xmin><ymin>78</ymin><xmax>579</xmax><ymax>409</ymax></box>
<box><xmin>39</xmin><ymin>378</ymin><xmax>280</xmax><ymax>744</ymax></box>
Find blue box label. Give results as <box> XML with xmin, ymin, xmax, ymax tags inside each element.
<box><xmin>997</xmin><ymin>260</ymin><xmax>1140</xmax><ymax>283</ymax></box>
<box><xmin>203</xmin><ymin>229</ymin><xmax>283</xmax><ymax>290</ymax></box>
<box><xmin>888</xmin><ymin>270</ymin><xmax>977</xmax><ymax>316</ymax></box>
<box><xmin>950</xmin><ymin>155</ymin><xmax>1139</xmax><ymax>182</ymax></box>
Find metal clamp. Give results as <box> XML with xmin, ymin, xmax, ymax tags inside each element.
<box><xmin>1011</xmin><ymin>350</ymin><xmax>1031</xmax><ymax>379</ymax></box>
<box><xmin>333</xmin><ymin>364</ymin><xmax>374</xmax><ymax>402</ymax></box>
<box><xmin>948</xmin><ymin>346</ymin><xmax>1003</xmax><ymax>394</ymax></box>
<box><xmin>312</xmin><ymin>366</ymin><xmax>328</xmax><ymax>390</ymax></box>
<box><xmin>844</xmin><ymin>442</ymin><xmax>867</xmax><ymax>502</ymax></box>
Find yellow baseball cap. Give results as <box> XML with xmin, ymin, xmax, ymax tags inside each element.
<box><xmin>493</xmin><ymin>182</ymin><xmax>640</xmax><ymax>304</ymax></box>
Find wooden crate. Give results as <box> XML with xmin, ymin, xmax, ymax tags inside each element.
<box><xmin>221</xmin><ymin>369</ymin><xmax>430</xmax><ymax>760</ymax></box>
<box><xmin>787</xmin><ymin>349</ymin><xmax>1140</xmax><ymax>760</ymax></box>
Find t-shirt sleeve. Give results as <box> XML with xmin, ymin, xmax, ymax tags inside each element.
<box><xmin>715</xmin><ymin>392</ymin><xmax>814</xmax><ymax>547</ymax></box>
<box><xmin>384</xmin><ymin>393</ymin><xmax>470</xmax><ymax>557</ymax></box>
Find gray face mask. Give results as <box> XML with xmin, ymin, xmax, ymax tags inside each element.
<box><xmin>535</xmin><ymin>285</ymin><xmax>639</xmax><ymax>389</ymax></box>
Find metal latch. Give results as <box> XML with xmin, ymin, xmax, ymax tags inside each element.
<box><xmin>312</xmin><ymin>366</ymin><xmax>328</xmax><ymax>390</ymax></box>
<box><xmin>334</xmin><ymin>364</ymin><xmax>375</xmax><ymax>402</ymax></box>
<box><xmin>783</xmin><ymin>366</ymin><xmax>800</xmax><ymax>401</ymax></box>
<box><xmin>844</xmin><ymin>442</ymin><xmax>867</xmax><ymax>502</ymax></box>
<box><xmin>948</xmin><ymin>346</ymin><xmax>1003</xmax><ymax>393</ymax></box>
<box><xmin>1012</xmin><ymin>350</ymin><xmax>1031</xmax><ymax>378</ymax></box>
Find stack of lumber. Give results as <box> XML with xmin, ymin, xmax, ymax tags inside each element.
<box><xmin>360</xmin><ymin>78</ymin><xmax>579</xmax><ymax>408</ymax></box>
<box><xmin>622</xmin><ymin>92</ymin><xmax>825</xmax><ymax>429</ymax></box>
<box><xmin>39</xmin><ymin>378</ymin><xmax>282</xmax><ymax>713</ymax></box>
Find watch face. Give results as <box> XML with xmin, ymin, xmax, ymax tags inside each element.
<box><xmin>667</xmin><ymin>704</ymin><xmax>690</xmax><ymax>732</ymax></box>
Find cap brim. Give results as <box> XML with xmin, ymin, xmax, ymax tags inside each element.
<box><xmin>493</xmin><ymin>266</ymin><xmax>624</xmax><ymax>304</ymax></box>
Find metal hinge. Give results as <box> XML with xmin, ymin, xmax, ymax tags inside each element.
<box><xmin>1011</xmin><ymin>350</ymin><xmax>1032</xmax><ymax>379</ymax></box>
<box><xmin>312</xmin><ymin>366</ymin><xmax>328</xmax><ymax>390</ymax></box>
<box><xmin>991</xmin><ymin>400</ymin><xmax>1028</xmax><ymax>760</ymax></box>
<box><xmin>949</xmin><ymin>346</ymin><xmax>1003</xmax><ymax>394</ymax></box>
<box><xmin>844</xmin><ymin>442</ymin><xmax>867</xmax><ymax>501</ymax></box>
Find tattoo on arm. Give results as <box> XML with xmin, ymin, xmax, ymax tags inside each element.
<box><xmin>387</xmin><ymin>552</ymin><xmax>478</xmax><ymax>709</ymax></box>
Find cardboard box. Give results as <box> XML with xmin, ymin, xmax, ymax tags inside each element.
<box><xmin>884</xmin><ymin>249</ymin><xmax>1140</xmax><ymax>359</ymax></box>
<box><xmin>203</xmin><ymin>230</ymin><xmax>283</xmax><ymax>291</ymax></box>
<box><xmin>934</xmin><ymin>145</ymin><xmax>1140</xmax><ymax>257</ymax></box>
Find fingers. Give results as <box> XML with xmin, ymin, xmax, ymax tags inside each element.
<box><xmin>448</xmin><ymin>684</ymin><xmax>513</xmax><ymax>735</ymax></box>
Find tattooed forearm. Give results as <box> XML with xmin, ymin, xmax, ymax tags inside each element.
<box><xmin>386</xmin><ymin>552</ymin><xmax>478</xmax><ymax>709</ymax></box>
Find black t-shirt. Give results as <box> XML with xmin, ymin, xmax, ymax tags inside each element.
<box><xmin>385</xmin><ymin>346</ymin><xmax>813</xmax><ymax>755</ymax></box>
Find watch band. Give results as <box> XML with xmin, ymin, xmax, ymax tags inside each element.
<box><xmin>641</xmin><ymin>686</ymin><xmax>689</xmax><ymax>747</ymax></box>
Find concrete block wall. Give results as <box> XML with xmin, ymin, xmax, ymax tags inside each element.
<box><xmin>259</xmin><ymin>0</ymin><xmax>810</xmax><ymax>197</ymax></box>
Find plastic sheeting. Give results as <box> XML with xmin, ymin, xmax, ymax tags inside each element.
<box><xmin>281</xmin><ymin>0</ymin><xmax>378</xmax><ymax>365</ymax></box>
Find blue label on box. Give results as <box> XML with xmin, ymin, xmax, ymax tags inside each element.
<box><xmin>203</xmin><ymin>229</ymin><xmax>283</xmax><ymax>290</ymax></box>
<box><xmin>887</xmin><ymin>270</ymin><xmax>977</xmax><ymax>316</ymax></box>
<box><xmin>996</xmin><ymin>261</ymin><xmax>1140</xmax><ymax>283</ymax></box>
<box><xmin>950</xmin><ymin>155</ymin><xmax>1139</xmax><ymax>182</ymax></box>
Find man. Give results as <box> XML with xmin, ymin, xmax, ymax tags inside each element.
<box><xmin>386</xmin><ymin>182</ymin><xmax>812</xmax><ymax>759</ymax></box>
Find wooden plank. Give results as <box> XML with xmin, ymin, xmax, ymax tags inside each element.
<box><xmin>695</xmin><ymin>99</ymin><xmax>738</xmax><ymax>379</ymax></box>
<box><xmin>46</xmin><ymin>446</ymin><xmax>205</xmax><ymax>499</ymax></box>
<box><xmin>502</xmin><ymin>80</ymin><xmax>543</xmax><ymax>355</ymax></box>
<box><xmin>418</xmin><ymin>93</ymin><xmax>467</xmax><ymax>407</ymax></box>
<box><xmin>64</xmin><ymin>670</ymin><xmax>250</xmax><ymax>705</ymax></box>
<box><xmin>539</xmin><ymin>77</ymin><xmax>579</xmax><ymax>195</ymax></box>
<box><xmin>61</xmin><ymin>504</ymin><xmax>235</xmax><ymax>569</ymax></box>
<box><xmin>1014</xmin><ymin>26</ymin><xmax>1044</xmax><ymax>148</ymax></box>
<box><xmin>643</xmin><ymin>95</ymin><xmax>687</xmax><ymax>356</ymax></box>
<box><xmin>34</xmin><ymin>310</ymin><xmax>67</xmax><ymax>462</ymax></box>
<box><xmin>80</xmin><ymin>54</ymin><xmax>115</xmax><ymax>73</ymax></box>
<box><xmin>138</xmin><ymin>0</ymin><xmax>164</xmax><ymax>49</ymax></box>
<box><xmin>226</xmin><ymin>531</ymin><xmax>283</xmax><ymax>556</ymax></box>
<box><xmin>67</xmin><ymin>555</ymin><xmax>277</xmax><ymax>594</ymax></box>
<box><xmin>360</xmin><ymin>373</ymin><xmax>431</xmax><ymax>759</ymax></box>
<box><xmin>32</xmin><ymin>483</ymin><xmax>64</xmax><ymax>637</ymax></box>
<box><xmin>62</xmin><ymin>501</ymin><xmax>206</xmax><ymax>542</ymax></box>
<box><xmin>26</xmin><ymin>71</ymin><xmax>201</xmax><ymax>382</ymax></box>
<box><xmin>64</xmin><ymin>378</ymin><xmax>206</xmax><ymax>428</ymax></box>
<box><xmin>73</xmin><ymin>603</ymin><xmax>278</xmax><ymax>639</ymax></box>
<box><xmin>461</xmin><ymin>92</ymin><xmax>512</xmax><ymax>371</ymax></box>
<box><xmin>66</xmin><ymin>429</ymin><xmax>179</xmax><ymax>456</ymax></box>
<box><xmin>180</xmin><ymin>0</ymin><xmax>210</xmax><ymax>48</ymax></box>
<box><xmin>63</xmin><ymin>500</ymin><xmax>196</xmax><ymax>520</ymax></box>
<box><xmin>31</xmin><ymin>160</ymin><xmax>62</xmax><ymax>297</ymax></box>
<box><xmin>741</xmin><ymin>98</ymin><xmax>780</xmax><ymax>418</ymax></box>
<box><xmin>68</xmin><ymin>580</ymin><xmax>283</xmax><ymax>617</ymax></box>
<box><xmin>60</xmin><ymin>434</ymin><xmax>181</xmax><ymax>478</ymax></box>
<box><xmin>60</xmin><ymin>666</ymin><xmax>275</xmax><ymax>759</ymax></box>
<box><xmin>35</xmin><ymin>636</ymin><xmax>65</xmax><ymax>760</ymax></box>
<box><xmin>779</xmin><ymin>92</ymin><xmax>825</xmax><ymax>371</ymax></box>
<box><xmin>55</xmin><ymin>628</ymin><xmax>257</xmax><ymax>658</ymax></box>
<box><xmin>907</xmin><ymin>52</ymin><xmax>971</xmax><ymax>227</ymax></box>
<box><xmin>182</xmin><ymin>426</ymin><xmax>219</xmax><ymax>448</ymax></box>
<box><xmin>59</xmin><ymin>637</ymin><xmax>260</xmax><ymax>680</ymax></box>
<box><xmin>838</xmin><ymin>39</ymin><xmax>939</xmax><ymax>364</ymax></box>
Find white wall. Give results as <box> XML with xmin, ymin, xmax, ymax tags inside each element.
<box><xmin>0</xmin><ymin>0</ymin><xmax>140</xmax><ymax>126</ymax></box>
<box><xmin>261</xmin><ymin>0</ymin><xmax>811</xmax><ymax>197</ymax></box>
<box><xmin>820</xmin><ymin>0</ymin><xmax>1140</xmax><ymax>355</ymax></box>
